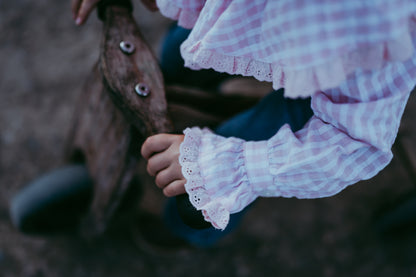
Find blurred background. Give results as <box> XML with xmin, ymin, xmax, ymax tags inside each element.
<box><xmin>1</xmin><ymin>1</ymin><xmax>416</xmax><ymax>276</ymax></box>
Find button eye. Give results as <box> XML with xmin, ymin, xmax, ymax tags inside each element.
<box><xmin>119</xmin><ymin>41</ymin><xmax>135</xmax><ymax>55</ymax></box>
<box><xmin>135</xmin><ymin>83</ymin><xmax>150</xmax><ymax>96</ymax></box>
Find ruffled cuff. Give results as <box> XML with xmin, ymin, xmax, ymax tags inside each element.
<box><xmin>156</xmin><ymin>0</ymin><xmax>202</xmax><ymax>29</ymax></box>
<box><xmin>179</xmin><ymin>127</ymin><xmax>258</xmax><ymax>230</ymax></box>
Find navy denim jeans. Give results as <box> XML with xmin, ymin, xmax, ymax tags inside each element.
<box><xmin>160</xmin><ymin>24</ymin><xmax>313</xmax><ymax>247</ymax></box>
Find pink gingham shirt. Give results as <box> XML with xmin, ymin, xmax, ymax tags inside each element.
<box><xmin>156</xmin><ymin>0</ymin><xmax>416</xmax><ymax>229</ymax></box>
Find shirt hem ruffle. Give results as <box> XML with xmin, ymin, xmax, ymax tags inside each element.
<box><xmin>181</xmin><ymin>28</ymin><xmax>415</xmax><ymax>98</ymax></box>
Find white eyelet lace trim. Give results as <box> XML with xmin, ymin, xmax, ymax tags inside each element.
<box><xmin>180</xmin><ymin>28</ymin><xmax>415</xmax><ymax>98</ymax></box>
<box><xmin>179</xmin><ymin>127</ymin><xmax>229</xmax><ymax>230</ymax></box>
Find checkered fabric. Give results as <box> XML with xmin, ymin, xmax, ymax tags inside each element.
<box><xmin>158</xmin><ymin>0</ymin><xmax>416</xmax><ymax>229</ymax></box>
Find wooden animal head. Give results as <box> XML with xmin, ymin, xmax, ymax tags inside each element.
<box><xmin>99</xmin><ymin>4</ymin><xmax>172</xmax><ymax>137</ymax></box>
<box><xmin>66</xmin><ymin>2</ymin><xmax>174</xmax><ymax>237</ymax></box>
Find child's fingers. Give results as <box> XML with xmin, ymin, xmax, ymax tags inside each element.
<box><xmin>141</xmin><ymin>134</ymin><xmax>176</xmax><ymax>160</ymax></box>
<box><xmin>163</xmin><ymin>180</ymin><xmax>186</xmax><ymax>197</ymax></box>
<box><xmin>71</xmin><ymin>0</ymin><xmax>82</xmax><ymax>19</ymax></box>
<box><xmin>75</xmin><ymin>0</ymin><xmax>100</xmax><ymax>25</ymax></box>
<box><xmin>147</xmin><ymin>152</ymin><xmax>170</xmax><ymax>176</ymax></box>
<box><xmin>154</xmin><ymin>163</ymin><xmax>183</xmax><ymax>188</ymax></box>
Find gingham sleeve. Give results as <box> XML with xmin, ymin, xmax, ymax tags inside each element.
<box><xmin>179</xmin><ymin>49</ymin><xmax>416</xmax><ymax>230</ymax></box>
<box><xmin>156</xmin><ymin>0</ymin><xmax>205</xmax><ymax>29</ymax></box>
<box><xmin>168</xmin><ymin>0</ymin><xmax>416</xmax><ymax>98</ymax></box>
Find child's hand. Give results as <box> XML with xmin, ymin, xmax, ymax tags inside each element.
<box><xmin>71</xmin><ymin>0</ymin><xmax>159</xmax><ymax>26</ymax></box>
<box><xmin>71</xmin><ymin>0</ymin><xmax>101</xmax><ymax>25</ymax></box>
<box><xmin>141</xmin><ymin>134</ymin><xmax>186</xmax><ymax>197</ymax></box>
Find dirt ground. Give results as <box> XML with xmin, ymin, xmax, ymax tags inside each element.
<box><xmin>1</xmin><ymin>1</ymin><xmax>416</xmax><ymax>276</ymax></box>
